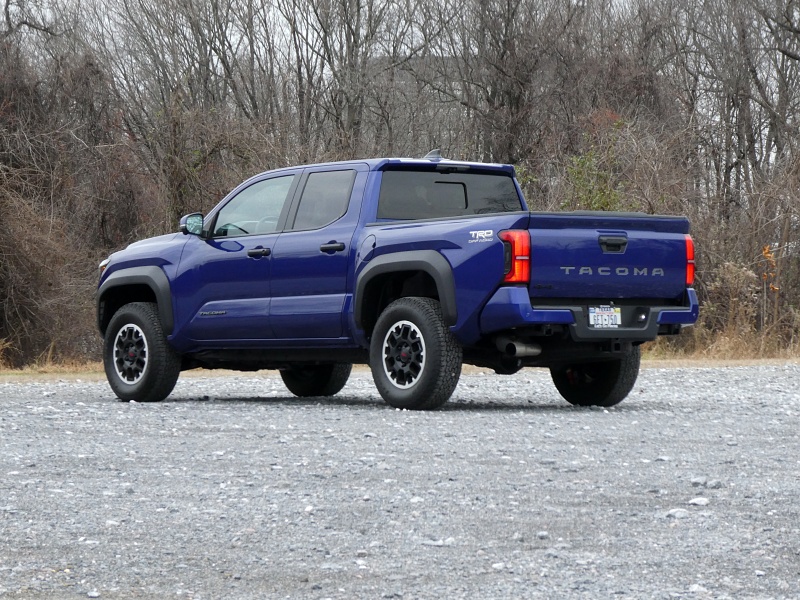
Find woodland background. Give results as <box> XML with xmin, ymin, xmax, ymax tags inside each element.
<box><xmin>2</xmin><ymin>0</ymin><xmax>800</xmax><ymax>367</ymax></box>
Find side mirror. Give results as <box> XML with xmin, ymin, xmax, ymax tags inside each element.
<box><xmin>180</xmin><ymin>213</ymin><xmax>205</xmax><ymax>236</ymax></box>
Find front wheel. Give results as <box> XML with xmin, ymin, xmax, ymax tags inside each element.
<box><xmin>103</xmin><ymin>302</ymin><xmax>181</xmax><ymax>402</ymax></box>
<box><xmin>280</xmin><ymin>363</ymin><xmax>352</xmax><ymax>397</ymax></box>
<box><xmin>550</xmin><ymin>346</ymin><xmax>641</xmax><ymax>407</ymax></box>
<box><xmin>370</xmin><ymin>297</ymin><xmax>462</xmax><ymax>410</ymax></box>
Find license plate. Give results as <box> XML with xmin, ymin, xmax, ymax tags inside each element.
<box><xmin>588</xmin><ymin>306</ymin><xmax>622</xmax><ymax>328</ymax></box>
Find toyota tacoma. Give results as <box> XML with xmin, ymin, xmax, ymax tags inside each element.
<box><xmin>97</xmin><ymin>152</ymin><xmax>698</xmax><ymax>409</ymax></box>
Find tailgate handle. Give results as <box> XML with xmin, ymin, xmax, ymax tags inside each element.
<box><xmin>599</xmin><ymin>235</ymin><xmax>628</xmax><ymax>253</ymax></box>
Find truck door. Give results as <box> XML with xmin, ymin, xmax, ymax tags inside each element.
<box><xmin>269</xmin><ymin>165</ymin><xmax>367</xmax><ymax>339</ymax></box>
<box><xmin>175</xmin><ymin>172</ymin><xmax>299</xmax><ymax>343</ymax></box>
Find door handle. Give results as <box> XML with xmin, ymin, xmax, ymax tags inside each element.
<box><xmin>320</xmin><ymin>242</ymin><xmax>346</xmax><ymax>253</ymax></box>
<box><xmin>247</xmin><ymin>247</ymin><xmax>271</xmax><ymax>258</ymax></box>
<box><xmin>598</xmin><ymin>235</ymin><xmax>627</xmax><ymax>254</ymax></box>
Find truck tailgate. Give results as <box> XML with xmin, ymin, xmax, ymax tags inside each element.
<box><xmin>528</xmin><ymin>212</ymin><xmax>690</xmax><ymax>301</ymax></box>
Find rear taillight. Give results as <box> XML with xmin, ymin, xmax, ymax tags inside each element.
<box><xmin>499</xmin><ymin>230</ymin><xmax>531</xmax><ymax>284</ymax></box>
<box><xmin>685</xmin><ymin>234</ymin><xmax>695</xmax><ymax>286</ymax></box>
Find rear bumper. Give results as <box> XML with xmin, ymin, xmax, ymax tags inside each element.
<box><xmin>479</xmin><ymin>286</ymin><xmax>699</xmax><ymax>341</ymax></box>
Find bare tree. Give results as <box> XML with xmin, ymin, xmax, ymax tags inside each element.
<box><xmin>5</xmin><ymin>0</ymin><xmax>800</xmax><ymax>365</ymax></box>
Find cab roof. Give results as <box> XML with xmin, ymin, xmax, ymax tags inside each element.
<box><xmin>258</xmin><ymin>155</ymin><xmax>517</xmax><ymax>177</ymax></box>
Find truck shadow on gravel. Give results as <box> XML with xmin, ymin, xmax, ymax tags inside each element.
<box><xmin>165</xmin><ymin>394</ymin><xmax>647</xmax><ymax>413</ymax></box>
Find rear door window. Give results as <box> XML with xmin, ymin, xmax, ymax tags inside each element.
<box><xmin>377</xmin><ymin>171</ymin><xmax>522</xmax><ymax>220</ymax></box>
<box><xmin>291</xmin><ymin>170</ymin><xmax>357</xmax><ymax>231</ymax></box>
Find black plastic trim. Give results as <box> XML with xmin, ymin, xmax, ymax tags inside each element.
<box><xmin>97</xmin><ymin>266</ymin><xmax>174</xmax><ymax>335</ymax></box>
<box><xmin>354</xmin><ymin>251</ymin><xmax>457</xmax><ymax>329</ymax></box>
<box><xmin>565</xmin><ymin>306</ymin><xmax>669</xmax><ymax>341</ymax></box>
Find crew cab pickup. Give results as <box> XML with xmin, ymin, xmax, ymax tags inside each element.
<box><xmin>97</xmin><ymin>153</ymin><xmax>698</xmax><ymax>409</ymax></box>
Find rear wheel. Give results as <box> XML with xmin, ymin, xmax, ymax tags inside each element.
<box><xmin>280</xmin><ymin>363</ymin><xmax>352</xmax><ymax>397</ymax></box>
<box><xmin>104</xmin><ymin>302</ymin><xmax>181</xmax><ymax>402</ymax></box>
<box><xmin>550</xmin><ymin>346</ymin><xmax>641</xmax><ymax>407</ymax></box>
<box><xmin>370</xmin><ymin>297</ymin><xmax>462</xmax><ymax>410</ymax></box>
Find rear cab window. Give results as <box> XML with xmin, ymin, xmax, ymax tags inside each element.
<box><xmin>290</xmin><ymin>170</ymin><xmax>357</xmax><ymax>231</ymax></box>
<box><xmin>377</xmin><ymin>169</ymin><xmax>523</xmax><ymax>221</ymax></box>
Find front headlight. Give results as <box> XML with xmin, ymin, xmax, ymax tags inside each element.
<box><xmin>99</xmin><ymin>258</ymin><xmax>110</xmax><ymax>276</ymax></box>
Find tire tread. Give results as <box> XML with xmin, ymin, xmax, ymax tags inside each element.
<box><xmin>370</xmin><ymin>297</ymin><xmax>462</xmax><ymax>410</ymax></box>
<box><xmin>280</xmin><ymin>363</ymin><xmax>352</xmax><ymax>397</ymax></box>
<box><xmin>550</xmin><ymin>346</ymin><xmax>640</xmax><ymax>407</ymax></box>
<box><xmin>104</xmin><ymin>302</ymin><xmax>181</xmax><ymax>402</ymax></box>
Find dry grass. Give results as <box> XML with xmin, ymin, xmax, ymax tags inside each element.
<box><xmin>0</xmin><ymin>338</ymin><xmax>11</xmax><ymax>369</ymax></box>
<box><xmin>640</xmin><ymin>357</ymin><xmax>799</xmax><ymax>368</ymax></box>
<box><xmin>0</xmin><ymin>361</ymin><xmax>105</xmax><ymax>381</ymax></box>
<box><xmin>643</xmin><ymin>324</ymin><xmax>800</xmax><ymax>361</ymax></box>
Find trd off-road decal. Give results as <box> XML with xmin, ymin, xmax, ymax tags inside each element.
<box><xmin>469</xmin><ymin>230</ymin><xmax>493</xmax><ymax>243</ymax></box>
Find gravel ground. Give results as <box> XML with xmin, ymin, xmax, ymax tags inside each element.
<box><xmin>1</xmin><ymin>364</ymin><xmax>800</xmax><ymax>599</ymax></box>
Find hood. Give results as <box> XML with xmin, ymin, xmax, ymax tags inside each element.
<box><xmin>103</xmin><ymin>232</ymin><xmax>187</xmax><ymax>278</ymax></box>
<box><xmin>123</xmin><ymin>232</ymin><xmax>183</xmax><ymax>252</ymax></box>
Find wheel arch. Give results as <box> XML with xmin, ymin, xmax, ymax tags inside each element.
<box><xmin>354</xmin><ymin>251</ymin><xmax>457</xmax><ymax>339</ymax></box>
<box><xmin>97</xmin><ymin>266</ymin><xmax>174</xmax><ymax>337</ymax></box>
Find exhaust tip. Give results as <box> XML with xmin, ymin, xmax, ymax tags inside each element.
<box><xmin>496</xmin><ymin>337</ymin><xmax>542</xmax><ymax>358</ymax></box>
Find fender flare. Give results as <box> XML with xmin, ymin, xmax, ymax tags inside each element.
<box><xmin>354</xmin><ymin>250</ymin><xmax>457</xmax><ymax>330</ymax></box>
<box><xmin>97</xmin><ymin>266</ymin><xmax>174</xmax><ymax>335</ymax></box>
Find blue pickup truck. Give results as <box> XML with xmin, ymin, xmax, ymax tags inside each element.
<box><xmin>97</xmin><ymin>153</ymin><xmax>698</xmax><ymax>409</ymax></box>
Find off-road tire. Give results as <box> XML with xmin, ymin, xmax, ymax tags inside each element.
<box><xmin>370</xmin><ymin>297</ymin><xmax>462</xmax><ymax>410</ymax></box>
<box><xmin>550</xmin><ymin>346</ymin><xmax>641</xmax><ymax>407</ymax></box>
<box><xmin>104</xmin><ymin>302</ymin><xmax>181</xmax><ymax>402</ymax></box>
<box><xmin>280</xmin><ymin>363</ymin><xmax>352</xmax><ymax>397</ymax></box>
